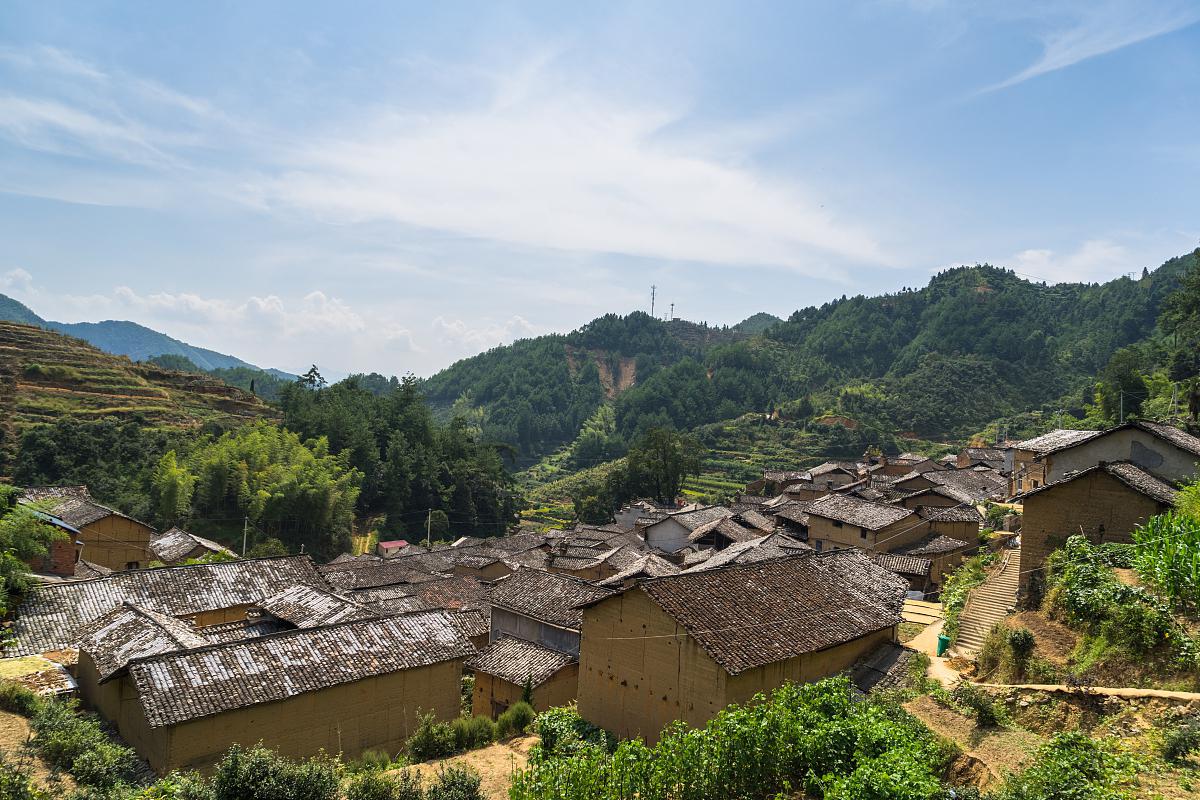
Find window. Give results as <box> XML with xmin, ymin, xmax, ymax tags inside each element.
<box><xmin>813</xmin><ymin>540</ymin><xmax>823</xmax><ymax>552</ymax></box>
<box><xmin>832</xmin><ymin>520</ymin><xmax>843</xmax><ymax>528</ymax></box>
<box><xmin>125</xmin><ymin>561</ymin><xmax>140</xmax><ymax>570</ymax></box>
<box><xmin>860</xmin><ymin>530</ymin><xmax>868</xmax><ymax>540</ymax></box>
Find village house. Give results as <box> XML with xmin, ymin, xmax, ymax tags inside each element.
<box><xmin>957</xmin><ymin>447</ymin><xmax>1005</xmax><ymax>471</ymax></box>
<box><xmin>641</xmin><ymin>506</ymin><xmax>735</xmax><ymax>554</ymax></box>
<box><xmin>376</xmin><ymin>539</ymin><xmax>412</xmax><ymax>558</ymax></box>
<box><xmin>575</xmin><ymin>551</ymin><xmax>906</xmax><ymax>743</ymax></box>
<box><xmin>7</xmin><ymin>555</ymin><xmax>330</xmax><ymax>657</ymax></box>
<box><xmin>1027</xmin><ymin>421</ymin><xmax>1200</xmax><ymax>489</ymax></box>
<box><xmin>469</xmin><ymin>568</ymin><xmax>612</xmax><ymax>718</ymax></box>
<box><xmin>804</xmin><ymin>494</ymin><xmax>921</xmax><ymax>553</ymax></box>
<box><xmin>613</xmin><ymin>499</ymin><xmax>674</xmax><ymax>530</ymax></box>
<box><xmin>870</xmin><ymin>553</ymin><xmax>934</xmax><ymax>597</ymax></box>
<box><xmin>21</xmin><ymin>486</ymin><xmax>156</xmax><ymax>573</ymax></box>
<box><xmin>891</xmin><ymin>532</ymin><xmax>974</xmax><ymax>588</ymax></box>
<box><xmin>75</xmin><ymin>605</ymin><xmax>473</xmax><ymax>774</ymax></box>
<box><xmin>685</xmin><ymin>511</ymin><xmax>774</xmax><ymax>551</ymax></box>
<box><xmin>1005</xmin><ymin>429</ymin><xmax>1103</xmax><ymax>494</ymax></box>
<box><xmin>596</xmin><ymin>553</ymin><xmax>680</xmax><ymax>589</ymax></box>
<box><xmin>682</xmin><ymin>532</ymin><xmax>811</xmax><ymax>572</ymax></box>
<box><xmin>148</xmin><ymin>527</ymin><xmax>235</xmax><ymax>565</ymax></box>
<box><xmin>1015</xmin><ymin>461</ymin><xmax>1178</xmax><ymax>599</ymax></box>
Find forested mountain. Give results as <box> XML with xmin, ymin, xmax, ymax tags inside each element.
<box><xmin>423</xmin><ymin>252</ymin><xmax>1197</xmax><ymax>460</ymax></box>
<box><xmin>0</xmin><ymin>293</ymin><xmax>291</xmax><ymax>376</ymax></box>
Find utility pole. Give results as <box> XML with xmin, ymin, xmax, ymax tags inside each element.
<box><xmin>669</xmin><ymin>302</ymin><xmax>674</xmax><ymax>321</ymax></box>
<box><xmin>650</xmin><ymin>285</ymin><xmax>656</xmax><ymax>317</ymax></box>
<box><xmin>426</xmin><ymin>509</ymin><xmax>432</xmax><ymax>548</ymax></box>
<box><xmin>1119</xmin><ymin>390</ymin><xmax>1124</xmax><ymax>425</ymax></box>
<box><xmin>242</xmin><ymin>516</ymin><xmax>248</xmax><ymax>556</ymax></box>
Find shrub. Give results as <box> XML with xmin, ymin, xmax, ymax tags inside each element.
<box><xmin>0</xmin><ymin>756</ymin><xmax>47</xmax><ymax>800</ymax></box>
<box><xmin>426</xmin><ymin>766</ymin><xmax>482</xmax><ymax>800</ymax></box>
<box><xmin>137</xmin><ymin>771</ymin><xmax>216</xmax><ymax>799</ymax></box>
<box><xmin>352</xmin><ymin>749</ymin><xmax>395</xmax><ymax>773</ymax></box>
<box><xmin>496</xmin><ymin>703</ymin><xmax>534</xmax><ymax>738</ymax></box>
<box><xmin>344</xmin><ymin>770</ymin><xmax>424</xmax><ymax>800</ymax></box>
<box><xmin>991</xmin><ymin>732</ymin><xmax>1135</xmax><ymax>800</ymax></box>
<box><xmin>0</xmin><ymin>683</ymin><xmax>43</xmax><ymax>717</ymax></box>
<box><xmin>29</xmin><ymin>700</ymin><xmax>138</xmax><ymax>790</ymax></box>
<box><xmin>1162</xmin><ymin>719</ymin><xmax>1200</xmax><ymax>763</ymax></box>
<box><xmin>951</xmin><ymin>682</ymin><xmax>1000</xmax><ymax>728</ymax></box>
<box><xmin>465</xmin><ymin>716</ymin><xmax>495</xmax><ymax>749</ymax></box>
<box><xmin>405</xmin><ymin>712</ymin><xmax>456</xmax><ymax>762</ymax></box>
<box><xmin>211</xmin><ymin>744</ymin><xmax>339</xmax><ymax>800</ymax></box>
<box><xmin>535</xmin><ymin>706</ymin><xmax>612</xmax><ymax>756</ymax></box>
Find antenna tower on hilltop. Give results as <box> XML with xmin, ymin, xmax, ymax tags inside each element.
<box><xmin>650</xmin><ymin>285</ymin><xmax>656</xmax><ymax>317</ymax></box>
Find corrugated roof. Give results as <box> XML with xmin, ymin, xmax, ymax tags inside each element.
<box><xmin>130</xmin><ymin>610</ymin><xmax>475</xmax><ymax>728</ymax></box>
<box><xmin>467</xmin><ymin>637</ymin><xmax>575</xmax><ymax>687</ymax></box>
<box><xmin>606</xmin><ymin>552</ymin><xmax>905</xmax><ymax>675</ymax></box>
<box><xmin>9</xmin><ymin>555</ymin><xmax>328</xmax><ymax>656</ymax></box>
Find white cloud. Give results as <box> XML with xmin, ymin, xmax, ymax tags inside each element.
<box><xmin>986</xmin><ymin>2</ymin><xmax>1200</xmax><ymax>91</ymax></box>
<box><xmin>1008</xmin><ymin>239</ymin><xmax>1137</xmax><ymax>283</ymax></box>
<box><xmin>432</xmin><ymin>315</ymin><xmax>540</xmax><ymax>351</ymax></box>
<box><xmin>1</xmin><ymin>268</ymin><xmax>34</xmax><ymax>292</ymax></box>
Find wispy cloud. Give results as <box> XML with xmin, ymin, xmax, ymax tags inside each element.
<box><xmin>985</xmin><ymin>1</ymin><xmax>1200</xmax><ymax>92</ymax></box>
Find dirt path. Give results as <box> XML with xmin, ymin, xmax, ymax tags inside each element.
<box><xmin>977</xmin><ymin>682</ymin><xmax>1200</xmax><ymax>702</ymax></box>
<box><xmin>908</xmin><ymin>619</ymin><xmax>962</xmax><ymax>687</ymax></box>
<box><xmin>400</xmin><ymin>735</ymin><xmax>538</xmax><ymax>800</ymax></box>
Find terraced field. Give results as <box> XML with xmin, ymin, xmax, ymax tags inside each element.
<box><xmin>0</xmin><ymin>322</ymin><xmax>276</xmax><ymax>463</ymax></box>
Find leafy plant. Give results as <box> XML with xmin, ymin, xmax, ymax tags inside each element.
<box><xmin>950</xmin><ymin>682</ymin><xmax>1000</xmax><ymax>728</ymax></box>
<box><xmin>991</xmin><ymin>732</ymin><xmax>1135</xmax><ymax>800</ymax></box>
<box><xmin>535</xmin><ymin>706</ymin><xmax>613</xmax><ymax>757</ymax></box>
<box><xmin>0</xmin><ymin>683</ymin><xmax>43</xmax><ymax>718</ymax></box>
<box><xmin>344</xmin><ymin>770</ymin><xmax>423</xmax><ymax>800</ymax></box>
<box><xmin>1133</xmin><ymin>511</ymin><xmax>1200</xmax><ymax>610</ymax></box>
<box><xmin>1161</xmin><ymin>718</ymin><xmax>1200</xmax><ymax>763</ymax></box>
<box><xmin>405</xmin><ymin>712</ymin><xmax>456</xmax><ymax>762</ymax></box>
<box><xmin>211</xmin><ymin>744</ymin><xmax>339</xmax><ymax>800</ymax></box>
<box><xmin>496</xmin><ymin>703</ymin><xmax>535</xmax><ymax>738</ymax></box>
<box><xmin>29</xmin><ymin>699</ymin><xmax>138</xmax><ymax>790</ymax></box>
<box><xmin>425</xmin><ymin>765</ymin><xmax>482</xmax><ymax>800</ymax></box>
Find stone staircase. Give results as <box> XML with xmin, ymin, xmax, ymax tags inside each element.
<box><xmin>953</xmin><ymin>549</ymin><xmax>1020</xmax><ymax>656</ymax></box>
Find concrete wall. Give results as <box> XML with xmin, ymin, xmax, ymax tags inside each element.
<box><xmin>471</xmin><ymin>663</ymin><xmax>579</xmax><ymax>718</ymax></box>
<box><xmin>1019</xmin><ymin>469</ymin><xmax>1169</xmax><ymax>595</ymax></box>
<box><xmin>127</xmin><ymin>658</ymin><xmax>465</xmax><ymax>774</ymax></box>
<box><xmin>80</xmin><ymin>515</ymin><xmax>155</xmax><ymax>571</ymax></box>
<box><xmin>490</xmin><ymin>608</ymin><xmax>581</xmax><ymax>656</ymax></box>
<box><xmin>1048</xmin><ymin>430</ymin><xmax>1200</xmax><ymax>484</ymax></box>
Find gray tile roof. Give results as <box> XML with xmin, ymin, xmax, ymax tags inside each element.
<box><xmin>257</xmin><ymin>585</ymin><xmax>378</xmax><ymax>628</ymax></box>
<box><xmin>199</xmin><ymin>618</ymin><xmax>293</xmax><ymax>644</ymax></box>
<box><xmin>602</xmin><ymin>551</ymin><xmax>905</xmax><ymax>675</ymax></box>
<box><xmin>687</xmin><ymin>517</ymin><xmax>765</xmax><ymax>545</ymax></box>
<box><xmin>684</xmin><ymin>533</ymin><xmax>811</xmax><ymax>572</ymax></box>
<box><xmin>870</xmin><ymin>553</ymin><xmax>932</xmax><ymax>578</ymax></box>
<box><xmin>1014</xmin><ymin>428</ymin><xmax>1102</xmax><ymax>453</ymax></box>
<box><xmin>149</xmin><ymin>528</ymin><xmax>234</xmax><ymax>563</ymax></box>
<box><xmin>660</xmin><ymin>506</ymin><xmax>735</xmax><ymax>533</ymax></box>
<box><xmin>77</xmin><ymin>603</ymin><xmax>207</xmax><ymax>682</ymax></box>
<box><xmin>924</xmin><ymin>468</ymin><xmax>1006</xmax><ymax>499</ymax></box>
<box><xmin>21</xmin><ymin>487</ymin><xmax>148</xmax><ymax>530</ymax></box>
<box><xmin>320</xmin><ymin>558</ymin><xmax>447</xmax><ymax>591</ymax></box>
<box><xmin>1016</xmin><ymin>460</ymin><xmax>1178</xmax><ymax>505</ymax></box>
<box><xmin>893</xmin><ymin>534</ymin><xmax>973</xmax><ymax>556</ymax></box>
<box><xmin>9</xmin><ymin>556</ymin><xmax>328</xmax><ymax>656</ymax></box>
<box><xmin>129</xmin><ymin>610</ymin><xmax>475</xmax><ymax>728</ymax></box>
<box><xmin>807</xmin><ymin>494</ymin><xmax>913</xmax><ymax>530</ymax></box>
<box><xmin>1134</xmin><ymin>421</ymin><xmax>1200</xmax><ymax>458</ymax></box>
<box><xmin>489</xmin><ymin>568</ymin><xmax>612</xmax><ymax>630</ymax></box>
<box><xmin>452</xmin><ymin>608</ymin><xmax>490</xmax><ymax>640</ymax></box>
<box><xmin>467</xmin><ymin>636</ymin><xmax>575</xmax><ymax>687</ymax></box>
<box><xmin>596</xmin><ymin>553</ymin><xmax>681</xmax><ymax>587</ymax></box>
<box><xmin>916</xmin><ymin>505</ymin><xmax>984</xmax><ymax>523</ymax></box>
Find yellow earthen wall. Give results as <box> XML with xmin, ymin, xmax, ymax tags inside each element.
<box><xmin>471</xmin><ymin>663</ymin><xmax>579</xmax><ymax>718</ymax></box>
<box><xmin>80</xmin><ymin>516</ymin><xmax>155</xmax><ymax>571</ymax></box>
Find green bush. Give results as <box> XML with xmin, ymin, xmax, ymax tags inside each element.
<box><xmin>510</xmin><ymin>677</ymin><xmax>948</xmax><ymax>800</ymax></box>
<box><xmin>1162</xmin><ymin>719</ymin><xmax>1200</xmax><ymax>763</ymax></box>
<box><xmin>991</xmin><ymin>732</ymin><xmax>1135</xmax><ymax>800</ymax></box>
<box><xmin>950</xmin><ymin>682</ymin><xmax>1000</xmax><ymax>728</ymax></box>
<box><xmin>343</xmin><ymin>770</ymin><xmax>424</xmax><ymax>800</ymax></box>
<box><xmin>29</xmin><ymin>700</ymin><xmax>138</xmax><ymax>790</ymax></box>
<box><xmin>496</xmin><ymin>702</ymin><xmax>534</xmax><ymax>738</ymax></box>
<box><xmin>405</xmin><ymin>712</ymin><xmax>456</xmax><ymax>762</ymax></box>
<box><xmin>211</xmin><ymin>744</ymin><xmax>339</xmax><ymax>800</ymax></box>
<box><xmin>425</xmin><ymin>766</ymin><xmax>482</xmax><ymax>800</ymax></box>
<box><xmin>0</xmin><ymin>756</ymin><xmax>47</xmax><ymax>800</ymax></box>
<box><xmin>0</xmin><ymin>683</ymin><xmax>43</xmax><ymax>717</ymax></box>
<box><xmin>351</xmin><ymin>749</ymin><xmax>395</xmax><ymax>773</ymax></box>
<box><xmin>136</xmin><ymin>771</ymin><xmax>215</xmax><ymax>799</ymax></box>
<box><xmin>535</xmin><ymin>706</ymin><xmax>612</xmax><ymax>756</ymax></box>
<box><xmin>465</xmin><ymin>717</ymin><xmax>495</xmax><ymax>749</ymax></box>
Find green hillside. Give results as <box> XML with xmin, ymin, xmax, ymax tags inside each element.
<box><xmin>0</xmin><ymin>293</ymin><xmax>292</xmax><ymax>376</ymax></box>
<box><xmin>425</xmin><ymin>252</ymin><xmax>1195</xmax><ymax>464</ymax></box>
<box><xmin>0</xmin><ymin>321</ymin><xmax>277</xmax><ymax>470</ymax></box>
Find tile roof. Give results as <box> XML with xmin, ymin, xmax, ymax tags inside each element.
<box><xmin>21</xmin><ymin>487</ymin><xmax>148</xmax><ymax>530</ymax></box>
<box><xmin>1016</xmin><ymin>460</ymin><xmax>1178</xmax><ymax>505</ymax></box>
<box><xmin>1014</xmin><ymin>428</ymin><xmax>1102</xmax><ymax>453</ymax></box>
<box><xmin>77</xmin><ymin>603</ymin><xmax>207</xmax><ymax>682</ymax></box>
<box><xmin>467</xmin><ymin>637</ymin><xmax>575</xmax><ymax>687</ymax></box>
<box><xmin>916</xmin><ymin>505</ymin><xmax>984</xmax><ymax>523</ymax></box>
<box><xmin>925</xmin><ymin>468</ymin><xmax>1006</xmax><ymax>498</ymax></box>
<box><xmin>603</xmin><ymin>552</ymin><xmax>905</xmax><ymax>675</ymax></box>
<box><xmin>320</xmin><ymin>559</ymin><xmax>448</xmax><ymax>591</ymax></box>
<box><xmin>684</xmin><ymin>533</ymin><xmax>812</xmax><ymax>572</ymax></box>
<box><xmin>489</xmin><ymin>568</ymin><xmax>612</xmax><ymax>630</ymax></box>
<box><xmin>9</xmin><ymin>556</ymin><xmax>328</xmax><ymax>656</ymax></box>
<box><xmin>129</xmin><ymin>611</ymin><xmax>475</xmax><ymax>728</ymax></box>
<box><xmin>1133</xmin><ymin>421</ymin><xmax>1200</xmax><ymax>458</ymax></box>
<box><xmin>807</xmin><ymin>494</ymin><xmax>913</xmax><ymax>530</ymax></box>
<box><xmin>409</xmin><ymin>576</ymin><xmax>491</xmax><ymax>612</ymax></box>
<box><xmin>660</xmin><ymin>506</ymin><xmax>735</xmax><ymax>532</ymax></box>
<box><xmin>771</xmin><ymin>501</ymin><xmax>812</xmax><ymax>526</ymax></box>
<box><xmin>596</xmin><ymin>553</ymin><xmax>681</xmax><ymax>587</ymax></box>
<box><xmin>870</xmin><ymin>553</ymin><xmax>932</xmax><ymax>578</ymax></box>
<box><xmin>149</xmin><ymin>527</ymin><xmax>235</xmax><ymax>563</ymax></box>
<box><xmin>734</xmin><ymin>509</ymin><xmax>775</xmax><ymax>532</ymax></box>
<box><xmin>893</xmin><ymin>534</ymin><xmax>973</xmax><ymax>556</ymax></box>
<box><xmin>901</xmin><ymin>485</ymin><xmax>977</xmax><ymax>506</ymax></box>
<box><xmin>199</xmin><ymin>618</ymin><xmax>293</xmax><ymax>644</ymax></box>
<box><xmin>687</xmin><ymin>517</ymin><xmax>765</xmax><ymax>545</ymax></box>
<box><xmin>74</xmin><ymin>560</ymin><xmax>112</xmax><ymax>580</ymax></box>
<box><xmin>257</xmin><ymin>585</ymin><xmax>378</xmax><ymax>628</ymax></box>
<box><xmin>452</xmin><ymin>608</ymin><xmax>490</xmax><ymax>640</ymax></box>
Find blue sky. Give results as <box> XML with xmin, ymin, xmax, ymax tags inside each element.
<box><xmin>1</xmin><ymin>1</ymin><xmax>1198</xmax><ymax>376</ymax></box>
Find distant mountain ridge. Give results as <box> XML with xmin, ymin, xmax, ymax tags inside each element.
<box><xmin>0</xmin><ymin>293</ymin><xmax>292</xmax><ymax>378</ymax></box>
